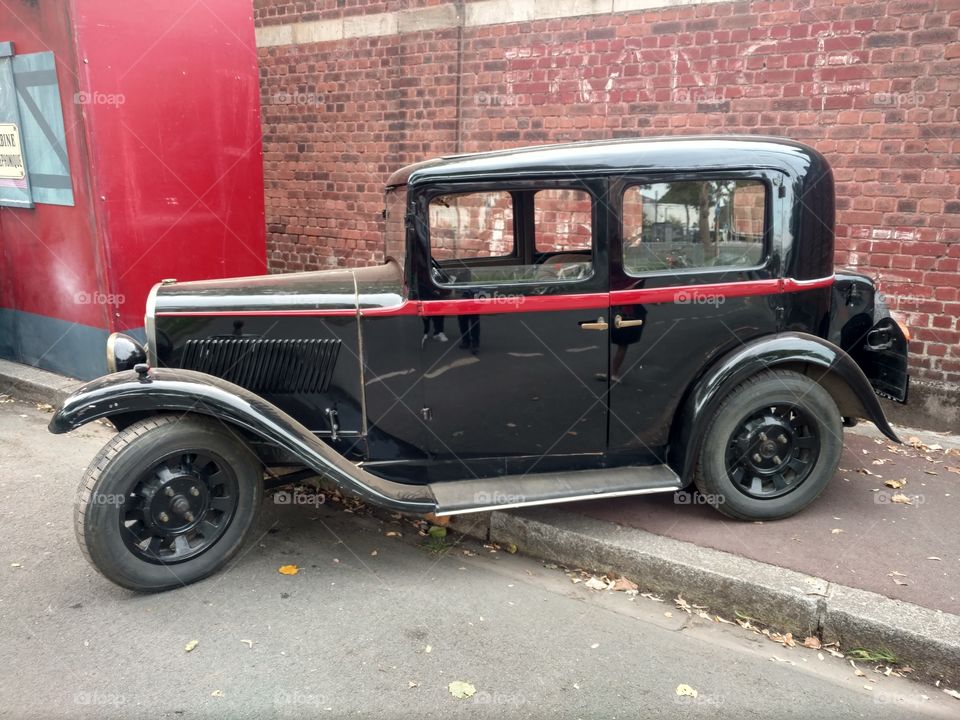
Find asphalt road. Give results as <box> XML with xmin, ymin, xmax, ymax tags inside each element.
<box><xmin>0</xmin><ymin>400</ymin><xmax>956</xmax><ymax>719</ymax></box>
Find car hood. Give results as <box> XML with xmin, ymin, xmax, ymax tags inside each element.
<box><xmin>152</xmin><ymin>260</ymin><xmax>405</xmax><ymax>314</ymax></box>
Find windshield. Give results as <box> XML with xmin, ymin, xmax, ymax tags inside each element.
<box><xmin>384</xmin><ymin>186</ymin><xmax>407</xmax><ymax>272</ymax></box>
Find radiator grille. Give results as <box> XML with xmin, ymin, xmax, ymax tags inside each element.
<box><xmin>180</xmin><ymin>338</ymin><xmax>341</xmax><ymax>394</ymax></box>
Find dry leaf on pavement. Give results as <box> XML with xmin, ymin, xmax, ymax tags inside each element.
<box><xmin>850</xmin><ymin>660</ymin><xmax>866</xmax><ymax>677</ymax></box>
<box><xmin>890</xmin><ymin>493</ymin><xmax>913</xmax><ymax>505</ymax></box>
<box><xmin>884</xmin><ymin>479</ymin><xmax>906</xmax><ymax>489</ymax></box>
<box><xmin>943</xmin><ymin>688</ymin><xmax>960</xmax><ymax>700</ymax></box>
<box><xmin>184</xmin><ymin>640</ymin><xmax>199</xmax><ymax>653</ymax></box>
<box><xmin>585</xmin><ymin>576</ymin><xmax>610</xmax><ymax>591</ymax></box>
<box><xmin>802</xmin><ymin>637</ymin><xmax>821</xmax><ymax>649</ymax></box>
<box><xmin>448</xmin><ymin>681</ymin><xmax>477</xmax><ymax>699</ymax></box>
<box><xmin>675</xmin><ymin>684</ymin><xmax>698</xmax><ymax>698</ymax></box>
<box><xmin>278</xmin><ymin>565</ymin><xmax>299</xmax><ymax>575</ymax></box>
<box><xmin>612</xmin><ymin>577</ymin><xmax>639</xmax><ymax>593</ymax></box>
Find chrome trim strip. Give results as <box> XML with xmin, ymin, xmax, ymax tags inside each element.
<box><xmin>144</xmin><ymin>282</ymin><xmax>161</xmax><ymax>366</ymax></box>
<box><xmin>434</xmin><ymin>483</ymin><xmax>681</xmax><ymax>516</ymax></box>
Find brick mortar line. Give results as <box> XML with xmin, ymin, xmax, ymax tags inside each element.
<box><xmin>255</xmin><ymin>0</ymin><xmax>733</xmax><ymax>49</ymax></box>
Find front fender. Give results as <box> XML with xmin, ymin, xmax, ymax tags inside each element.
<box><xmin>672</xmin><ymin>332</ymin><xmax>900</xmax><ymax>482</ymax></box>
<box><xmin>49</xmin><ymin>368</ymin><xmax>437</xmax><ymax>514</ymax></box>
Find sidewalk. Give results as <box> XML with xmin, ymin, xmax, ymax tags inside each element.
<box><xmin>572</xmin><ymin>430</ymin><xmax>959</xmax><ymax>615</ymax></box>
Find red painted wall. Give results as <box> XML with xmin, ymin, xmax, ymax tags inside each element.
<box><xmin>72</xmin><ymin>0</ymin><xmax>267</xmax><ymax>331</ymax></box>
<box><xmin>0</xmin><ymin>1</ymin><xmax>266</xmax><ymax>376</ymax></box>
<box><xmin>0</xmin><ymin>2</ymin><xmax>107</xmax><ymax>331</ymax></box>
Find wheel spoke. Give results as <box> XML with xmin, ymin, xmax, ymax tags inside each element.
<box><xmin>770</xmin><ymin>472</ymin><xmax>787</xmax><ymax>490</ymax></box>
<box><xmin>173</xmin><ymin>534</ymin><xmax>191</xmax><ymax>556</ymax></box>
<box><xmin>209</xmin><ymin>495</ymin><xmax>233</xmax><ymax>512</ymax></box>
<box><xmin>794</xmin><ymin>435</ymin><xmax>816</xmax><ymax>449</ymax></box>
<box><xmin>749</xmin><ymin>476</ymin><xmax>763</xmax><ymax>495</ymax></box>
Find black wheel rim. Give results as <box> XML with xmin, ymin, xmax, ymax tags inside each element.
<box><xmin>724</xmin><ymin>403</ymin><xmax>820</xmax><ymax>500</ymax></box>
<box><xmin>119</xmin><ymin>450</ymin><xmax>240</xmax><ymax>564</ymax></box>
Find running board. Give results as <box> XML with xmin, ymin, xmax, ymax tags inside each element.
<box><xmin>430</xmin><ymin>465</ymin><xmax>682</xmax><ymax>516</ymax></box>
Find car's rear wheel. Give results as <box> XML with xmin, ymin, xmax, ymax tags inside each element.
<box><xmin>694</xmin><ymin>369</ymin><xmax>842</xmax><ymax>520</ymax></box>
<box><xmin>75</xmin><ymin>415</ymin><xmax>263</xmax><ymax>592</ymax></box>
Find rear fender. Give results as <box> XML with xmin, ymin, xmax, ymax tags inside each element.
<box><xmin>669</xmin><ymin>332</ymin><xmax>900</xmax><ymax>482</ymax></box>
<box><xmin>49</xmin><ymin>368</ymin><xmax>436</xmax><ymax>514</ymax></box>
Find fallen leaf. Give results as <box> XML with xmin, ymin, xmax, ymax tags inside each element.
<box><xmin>386</xmin><ymin>531</ymin><xmax>402</xmax><ymax>537</ymax></box>
<box><xmin>428</xmin><ymin>526</ymin><xmax>447</xmax><ymax>539</ymax></box>
<box><xmin>184</xmin><ymin>640</ymin><xmax>199</xmax><ymax>653</ymax></box>
<box><xmin>884</xmin><ymin>479</ymin><xmax>906</xmax><ymax>489</ymax></box>
<box><xmin>943</xmin><ymin>688</ymin><xmax>960</xmax><ymax>700</ymax></box>
<box><xmin>585</xmin><ymin>576</ymin><xmax>610</xmax><ymax>591</ymax></box>
<box><xmin>675</xmin><ymin>684</ymin><xmax>698</xmax><ymax>698</ymax></box>
<box><xmin>240</xmin><ymin>639</ymin><xmax>253</xmax><ymax>649</ymax></box>
<box><xmin>947</xmin><ymin>467</ymin><xmax>960</xmax><ymax>475</ymax></box>
<box><xmin>408</xmin><ymin>681</ymin><xmax>420</xmax><ymax>689</ymax></box>
<box><xmin>590</xmin><ymin>643</ymin><xmax>599</xmax><ymax>649</ymax></box>
<box><xmin>210</xmin><ymin>690</ymin><xmax>224</xmax><ymax>697</ymax></box>
<box><xmin>424</xmin><ymin>645</ymin><xmax>432</xmax><ymax>654</ymax></box>
<box><xmin>278</xmin><ymin>564</ymin><xmax>299</xmax><ymax>576</ymax></box>
<box><xmin>831</xmin><ymin>528</ymin><xmax>844</xmax><ymax>535</ymax></box>
<box><xmin>890</xmin><ymin>493</ymin><xmax>913</xmax><ymax>505</ymax></box>
<box><xmin>448</xmin><ymin>681</ymin><xmax>476</xmax><ymax>700</ymax></box>
<box><xmin>803</xmin><ymin>637</ymin><xmax>822</xmax><ymax>649</ymax></box>
<box><xmin>10</xmin><ymin>563</ymin><xmax>21</xmax><ymax>568</ymax></box>
<box><xmin>370</xmin><ymin>550</ymin><xmax>378</xmax><ymax>556</ymax></box>
<box><xmin>927</xmin><ymin>556</ymin><xmax>942</xmax><ymax>561</ymax></box>
<box><xmin>506</xmin><ymin>543</ymin><xmax>518</xmax><ymax>554</ymax></box>
<box><xmin>851</xmin><ymin>660</ymin><xmax>866</xmax><ymax>677</ymax></box>
<box><xmin>664</xmin><ymin>611</ymin><xmax>673</xmax><ymax>618</ymax></box>
<box><xmin>927</xmin><ymin>444</ymin><xmax>943</xmax><ymax>452</ymax></box>
<box><xmin>612</xmin><ymin>577</ymin><xmax>639</xmax><ymax>593</ymax></box>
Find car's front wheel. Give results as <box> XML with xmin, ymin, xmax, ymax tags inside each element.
<box><xmin>75</xmin><ymin>415</ymin><xmax>263</xmax><ymax>592</ymax></box>
<box><xmin>694</xmin><ymin>369</ymin><xmax>843</xmax><ymax>521</ymax></box>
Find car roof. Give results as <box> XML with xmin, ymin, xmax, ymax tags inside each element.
<box><xmin>385</xmin><ymin>135</ymin><xmax>827</xmax><ymax>187</ymax></box>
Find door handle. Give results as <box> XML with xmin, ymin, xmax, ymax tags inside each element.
<box><xmin>614</xmin><ymin>315</ymin><xmax>644</xmax><ymax>329</ymax></box>
<box><xmin>579</xmin><ymin>316</ymin><xmax>608</xmax><ymax>331</ymax></box>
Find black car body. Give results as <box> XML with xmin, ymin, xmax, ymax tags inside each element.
<box><xmin>50</xmin><ymin>137</ymin><xmax>910</xmax><ymax>591</ymax></box>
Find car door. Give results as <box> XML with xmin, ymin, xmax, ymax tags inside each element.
<box><xmin>607</xmin><ymin>172</ymin><xmax>784</xmax><ymax>453</ymax></box>
<box><xmin>414</xmin><ymin>179</ymin><xmax>610</xmax><ymax>477</ymax></box>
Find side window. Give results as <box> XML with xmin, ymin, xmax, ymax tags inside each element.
<box><xmin>429</xmin><ymin>187</ymin><xmax>594</xmax><ymax>286</ymax></box>
<box><xmin>622</xmin><ymin>179</ymin><xmax>766</xmax><ymax>275</ymax></box>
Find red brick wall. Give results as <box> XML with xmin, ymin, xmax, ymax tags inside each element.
<box><xmin>255</xmin><ymin>0</ymin><xmax>960</xmax><ymax>392</ymax></box>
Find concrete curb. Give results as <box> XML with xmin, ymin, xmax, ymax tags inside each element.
<box><xmin>486</xmin><ymin>508</ymin><xmax>960</xmax><ymax>687</ymax></box>
<box><xmin>0</xmin><ymin>359</ymin><xmax>80</xmax><ymax>408</ymax></box>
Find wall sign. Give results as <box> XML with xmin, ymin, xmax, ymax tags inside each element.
<box><xmin>0</xmin><ymin>122</ymin><xmax>26</xmax><ymax>179</ymax></box>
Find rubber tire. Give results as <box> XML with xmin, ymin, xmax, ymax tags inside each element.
<box><xmin>693</xmin><ymin>369</ymin><xmax>843</xmax><ymax>521</ymax></box>
<box><xmin>75</xmin><ymin>415</ymin><xmax>263</xmax><ymax>592</ymax></box>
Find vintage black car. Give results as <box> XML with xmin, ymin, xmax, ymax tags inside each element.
<box><xmin>50</xmin><ymin>137</ymin><xmax>910</xmax><ymax>591</ymax></box>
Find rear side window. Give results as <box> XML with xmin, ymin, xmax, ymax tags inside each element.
<box><xmin>622</xmin><ymin>179</ymin><xmax>766</xmax><ymax>275</ymax></box>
